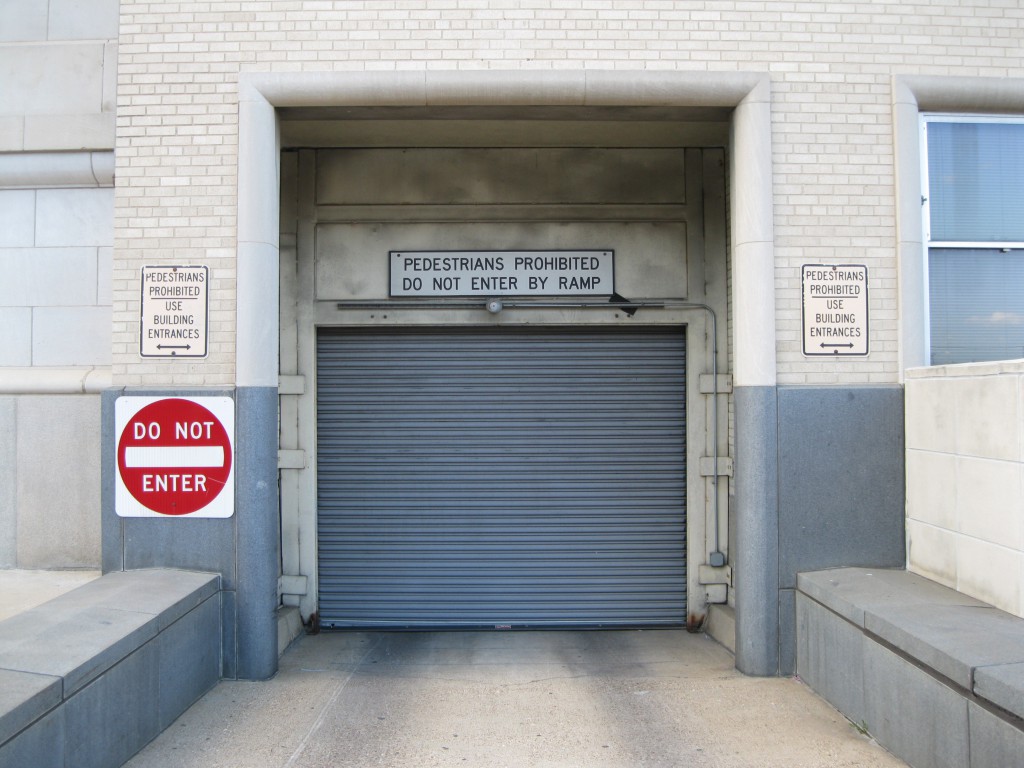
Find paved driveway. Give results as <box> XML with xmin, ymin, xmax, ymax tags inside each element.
<box><xmin>127</xmin><ymin>629</ymin><xmax>905</xmax><ymax>768</ymax></box>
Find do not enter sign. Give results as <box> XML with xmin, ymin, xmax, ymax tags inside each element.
<box><xmin>115</xmin><ymin>396</ymin><xmax>234</xmax><ymax>517</ymax></box>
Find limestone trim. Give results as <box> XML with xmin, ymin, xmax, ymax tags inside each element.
<box><xmin>237</xmin><ymin>69</ymin><xmax>775</xmax><ymax>389</ymax></box>
<box><xmin>0</xmin><ymin>367</ymin><xmax>112</xmax><ymax>394</ymax></box>
<box><xmin>893</xmin><ymin>75</ymin><xmax>1024</xmax><ymax>377</ymax></box>
<box><xmin>0</xmin><ymin>151</ymin><xmax>114</xmax><ymax>190</ymax></box>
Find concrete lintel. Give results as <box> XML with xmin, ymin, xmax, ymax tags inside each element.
<box><xmin>242</xmin><ymin>70</ymin><xmax>769</xmax><ymax>111</ymax></box>
<box><xmin>898</xmin><ymin>74</ymin><xmax>1024</xmax><ymax>113</ymax></box>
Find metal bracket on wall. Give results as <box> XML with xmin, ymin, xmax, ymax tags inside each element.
<box><xmin>278</xmin><ymin>574</ymin><xmax>308</xmax><ymax>598</ymax></box>
<box><xmin>699</xmin><ymin>456</ymin><xmax>733</xmax><ymax>477</ymax></box>
<box><xmin>698</xmin><ymin>564</ymin><xmax>732</xmax><ymax>586</ymax></box>
<box><xmin>699</xmin><ymin>373</ymin><xmax>733</xmax><ymax>394</ymax></box>
<box><xmin>278</xmin><ymin>449</ymin><xmax>305</xmax><ymax>470</ymax></box>
<box><xmin>278</xmin><ymin>375</ymin><xmax>305</xmax><ymax>395</ymax></box>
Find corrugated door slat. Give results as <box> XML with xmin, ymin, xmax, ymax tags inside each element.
<box><xmin>316</xmin><ymin>328</ymin><xmax>686</xmax><ymax>628</ymax></box>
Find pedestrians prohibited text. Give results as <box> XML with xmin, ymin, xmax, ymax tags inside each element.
<box><xmin>115</xmin><ymin>396</ymin><xmax>234</xmax><ymax>517</ymax></box>
<box><xmin>390</xmin><ymin>250</ymin><xmax>615</xmax><ymax>297</ymax></box>
<box><xmin>802</xmin><ymin>264</ymin><xmax>869</xmax><ymax>357</ymax></box>
<box><xmin>140</xmin><ymin>265</ymin><xmax>209</xmax><ymax>358</ymax></box>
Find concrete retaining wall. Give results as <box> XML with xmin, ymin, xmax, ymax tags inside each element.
<box><xmin>797</xmin><ymin>567</ymin><xmax>1024</xmax><ymax>768</ymax></box>
<box><xmin>0</xmin><ymin>569</ymin><xmax>221</xmax><ymax>768</ymax></box>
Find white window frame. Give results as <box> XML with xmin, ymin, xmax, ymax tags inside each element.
<box><xmin>920</xmin><ymin>113</ymin><xmax>1024</xmax><ymax>364</ymax></box>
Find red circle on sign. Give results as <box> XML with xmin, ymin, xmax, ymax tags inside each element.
<box><xmin>117</xmin><ymin>398</ymin><xmax>232</xmax><ymax>516</ymax></box>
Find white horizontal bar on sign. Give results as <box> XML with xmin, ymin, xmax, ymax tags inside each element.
<box><xmin>125</xmin><ymin>446</ymin><xmax>225</xmax><ymax>468</ymax></box>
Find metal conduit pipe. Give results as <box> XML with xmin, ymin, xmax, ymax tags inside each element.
<box><xmin>334</xmin><ymin>297</ymin><xmax>727</xmax><ymax>567</ymax></box>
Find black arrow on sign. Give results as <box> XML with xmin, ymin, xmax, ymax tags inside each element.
<box><xmin>820</xmin><ymin>342</ymin><xmax>854</xmax><ymax>349</ymax></box>
<box><xmin>157</xmin><ymin>344</ymin><xmax>192</xmax><ymax>350</ymax></box>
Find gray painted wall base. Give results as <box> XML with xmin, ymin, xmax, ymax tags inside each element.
<box><xmin>101</xmin><ymin>387</ymin><xmax>279</xmax><ymax>680</ymax></box>
<box><xmin>777</xmin><ymin>385</ymin><xmax>905</xmax><ymax>673</ymax></box>
<box><xmin>234</xmin><ymin>386</ymin><xmax>280</xmax><ymax>680</ymax></box>
<box><xmin>733</xmin><ymin>385</ymin><xmax>905</xmax><ymax>676</ymax></box>
<box><xmin>733</xmin><ymin>385</ymin><xmax>779</xmax><ymax>675</ymax></box>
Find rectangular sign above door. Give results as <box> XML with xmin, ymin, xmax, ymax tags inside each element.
<box><xmin>390</xmin><ymin>250</ymin><xmax>615</xmax><ymax>297</ymax></box>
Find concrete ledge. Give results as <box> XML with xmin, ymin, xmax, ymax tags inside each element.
<box><xmin>705</xmin><ymin>603</ymin><xmax>736</xmax><ymax>654</ymax></box>
<box><xmin>797</xmin><ymin>567</ymin><xmax>1024</xmax><ymax>768</ymax></box>
<box><xmin>0</xmin><ymin>569</ymin><xmax>221</xmax><ymax>768</ymax></box>
<box><xmin>976</xmin><ymin>663</ymin><xmax>1024</xmax><ymax>721</ymax></box>
<box><xmin>277</xmin><ymin>605</ymin><xmax>304</xmax><ymax>658</ymax></box>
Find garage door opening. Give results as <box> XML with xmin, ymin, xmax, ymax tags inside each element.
<box><xmin>316</xmin><ymin>327</ymin><xmax>687</xmax><ymax>629</ymax></box>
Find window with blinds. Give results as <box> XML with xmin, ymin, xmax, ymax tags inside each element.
<box><xmin>924</xmin><ymin>117</ymin><xmax>1024</xmax><ymax>365</ymax></box>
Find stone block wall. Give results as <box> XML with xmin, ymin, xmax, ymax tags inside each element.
<box><xmin>0</xmin><ymin>0</ymin><xmax>118</xmax><ymax>568</ymax></box>
<box><xmin>0</xmin><ymin>177</ymin><xmax>115</xmax><ymax>567</ymax></box>
<box><xmin>0</xmin><ymin>0</ymin><xmax>117</xmax><ymax>152</ymax></box>
<box><xmin>906</xmin><ymin>361</ymin><xmax>1024</xmax><ymax>618</ymax></box>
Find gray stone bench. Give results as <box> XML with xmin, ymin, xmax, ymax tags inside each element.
<box><xmin>797</xmin><ymin>567</ymin><xmax>1024</xmax><ymax>768</ymax></box>
<box><xmin>0</xmin><ymin>569</ymin><xmax>221</xmax><ymax>768</ymax></box>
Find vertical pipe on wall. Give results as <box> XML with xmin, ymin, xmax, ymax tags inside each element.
<box><xmin>730</xmin><ymin>77</ymin><xmax>781</xmax><ymax>676</ymax></box>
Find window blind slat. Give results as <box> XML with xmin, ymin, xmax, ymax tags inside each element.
<box><xmin>929</xmin><ymin>248</ymin><xmax>1024</xmax><ymax>364</ymax></box>
<box><xmin>928</xmin><ymin>121</ymin><xmax>1024</xmax><ymax>243</ymax></box>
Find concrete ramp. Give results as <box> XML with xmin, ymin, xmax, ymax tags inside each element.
<box><xmin>126</xmin><ymin>629</ymin><xmax>905</xmax><ymax>767</ymax></box>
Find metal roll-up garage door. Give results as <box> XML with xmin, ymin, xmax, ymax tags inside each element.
<box><xmin>316</xmin><ymin>327</ymin><xmax>686</xmax><ymax>628</ymax></box>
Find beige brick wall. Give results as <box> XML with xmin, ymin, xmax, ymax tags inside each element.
<box><xmin>114</xmin><ymin>1</ymin><xmax>1024</xmax><ymax>386</ymax></box>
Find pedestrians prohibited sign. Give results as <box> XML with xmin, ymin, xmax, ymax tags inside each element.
<box><xmin>801</xmin><ymin>264</ymin><xmax>869</xmax><ymax>356</ymax></box>
<box><xmin>140</xmin><ymin>265</ymin><xmax>209</xmax><ymax>358</ymax></box>
<box><xmin>115</xmin><ymin>396</ymin><xmax>234</xmax><ymax>518</ymax></box>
